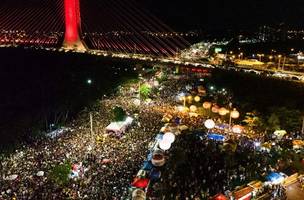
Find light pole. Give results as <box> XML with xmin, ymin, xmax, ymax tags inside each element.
<box><xmin>301</xmin><ymin>117</ymin><xmax>304</xmax><ymax>136</ymax></box>
<box><xmin>282</xmin><ymin>56</ymin><xmax>286</xmax><ymax>71</ymax></box>
<box><xmin>229</xmin><ymin>108</ymin><xmax>240</xmax><ymax>131</ymax></box>
<box><xmin>278</xmin><ymin>55</ymin><xmax>282</xmax><ymax>70</ymax></box>
<box><xmin>138</xmin><ymin>74</ymin><xmax>142</xmax><ymax>103</ymax></box>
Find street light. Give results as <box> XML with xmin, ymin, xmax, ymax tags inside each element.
<box><xmin>87</xmin><ymin>79</ymin><xmax>92</xmax><ymax>85</ymax></box>
<box><xmin>229</xmin><ymin>108</ymin><xmax>240</xmax><ymax>131</ymax></box>
<box><xmin>219</xmin><ymin>107</ymin><xmax>229</xmax><ymax>116</ymax></box>
<box><xmin>269</xmin><ymin>56</ymin><xmax>273</xmax><ymax>61</ymax></box>
<box><xmin>204</xmin><ymin>119</ymin><xmax>215</xmax><ymax>130</ymax></box>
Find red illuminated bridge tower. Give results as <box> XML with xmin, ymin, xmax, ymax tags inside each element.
<box><xmin>63</xmin><ymin>0</ymin><xmax>86</xmax><ymax>50</ymax></box>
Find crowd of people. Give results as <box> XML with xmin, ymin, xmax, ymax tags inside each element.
<box><xmin>154</xmin><ymin>132</ymin><xmax>290</xmax><ymax>199</ymax></box>
<box><xmin>0</xmin><ymin>71</ymin><xmax>300</xmax><ymax>200</ymax></box>
<box><xmin>0</xmin><ymin>74</ymin><xmax>190</xmax><ymax>199</ymax></box>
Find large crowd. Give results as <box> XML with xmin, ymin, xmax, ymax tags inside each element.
<box><xmin>155</xmin><ymin>133</ymin><xmax>289</xmax><ymax>199</ymax></box>
<box><xmin>0</xmin><ymin>72</ymin><xmax>301</xmax><ymax>200</ymax></box>
<box><xmin>0</xmin><ymin>77</ymin><xmax>186</xmax><ymax>199</ymax></box>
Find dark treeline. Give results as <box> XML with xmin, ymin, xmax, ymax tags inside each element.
<box><xmin>210</xmin><ymin>69</ymin><xmax>304</xmax><ymax>111</ymax></box>
<box><xmin>208</xmin><ymin>69</ymin><xmax>304</xmax><ymax>132</ymax></box>
<box><xmin>0</xmin><ymin>48</ymin><xmax>137</xmax><ymax>151</ymax></box>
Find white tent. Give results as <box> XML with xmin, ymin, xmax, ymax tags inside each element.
<box><xmin>4</xmin><ymin>174</ymin><xmax>18</xmax><ymax>180</ymax></box>
<box><xmin>36</xmin><ymin>171</ymin><xmax>44</xmax><ymax>177</ymax></box>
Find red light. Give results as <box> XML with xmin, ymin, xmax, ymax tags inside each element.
<box><xmin>64</xmin><ymin>0</ymin><xmax>80</xmax><ymax>44</ymax></box>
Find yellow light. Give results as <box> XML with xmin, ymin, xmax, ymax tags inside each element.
<box><xmin>230</xmin><ymin>108</ymin><xmax>240</xmax><ymax>119</ymax></box>
<box><xmin>203</xmin><ymin>102</ymin><xmax>212</xmax><ymax>109</ymax></box>
<box><xmin>194</xmin><ymin>96</ymin><xmax>200</xmax><ymax>102</ymax></box>
<box><xmin>219</xmin><ymin>107</ymin><xmax>228</xmax><ymax>116</ymax></box>
<box><xmin>211</xmin><ymin>106</ymin><xmax>219</xmax><ymax>113</ymax></box>
<box><xmin>189</xmin><ymin>105</ymin><xmax>197</xmax><ymax>112</ymax></box>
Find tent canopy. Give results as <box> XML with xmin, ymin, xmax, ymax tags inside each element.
<box><xmin>266</xmin><ymin>172</ymin><xmax>285</xmax><ymax>184</ymax></box>
<box><xmin>207</xmin><ymin>133</ymin><xmax>225</xmax><ymax>141</ymax></box>
<box><xmin>233</xmin><ymin>186</ymin><xmax>253</xmax><ymax>199</ymax></box>
<box><xmin>142</xmin><ymin>161</ymin><xmax>153</xmax><ymax>171</ymax></box>
<box><xmin>131</xmin><ymin>177</ymin><xmax>150</xmax><ymax>188</ymax></box>
<box><xmin>211</xmin><ymin>193</ymin><xmax>228</xmax><ymax>200</ymax></box>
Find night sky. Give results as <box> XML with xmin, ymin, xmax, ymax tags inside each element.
<box><xmin>141</xmin><ymin>0</ymin><xmax>304</xmax><ymax>31</ymax></box>
<box><xmin>2</xmin><ymin>0</ymin><xmax>304</xmax><ymax>32</ymax></box>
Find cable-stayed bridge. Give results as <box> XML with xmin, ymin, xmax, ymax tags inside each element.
<box><xmin>0</xmin><ymin>0</ymin><xmax>192</xmax><ymax>59</ymax></box>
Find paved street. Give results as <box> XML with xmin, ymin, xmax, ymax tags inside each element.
<box><xmin>286</xmin><ymin>182</ymin><xmax>304</xmax><ymax>200</ymax></box>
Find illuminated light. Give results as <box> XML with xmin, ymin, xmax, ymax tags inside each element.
<box><xmin>232</xmin><ymin>125</ymin><xmax>243</xmax><ymax>134</ymax></box>
<box><xmin>177</xmin><ymin>106</ymin><xmax>189</xmax><ymax>113</ymax></box>
<box><xmin>187</xmin><ymin>96</ymin><xmax>193</xmax><ymax>101</ymax></box>
<box><xmin>63</xmin><ymin>0</ymin><xmax>85</xmax><ymax>49</ymax></box>
<box><xmin>178</xmin><ymin>96</ymin><xmax>186</xmax><ymax>102</ymax></box>
<box><xmin>219</xmin><ymin>107</ymin><xmax>228</xmax><ymax>116</ymax></box>
<box><xmin>87</xmin><ymin>79</ymin><xmax>92</xmax><ymax>84</ymax></box>
<box><xmin>163</xmin><ymin>132</ymin><xmax>175</xmax><ymax>143</ymax></box>
<box><xmin>194</xmin><ymin>96</ymin><xmax>200</xmax><ymax>102</ymax></box>
<box><xmin>203</xmin><ymin>102</ymin><xmax>212</xmax><ymax>109</ymax></box>
<box><xmin>189</xmin><ymin>105</ymin><xmax>197</xmax><ymax>112</ymax></box>
<box><xmin>230</xmin><ymin>109</ymin><xmax>240</xmax><ymax>119</ymax></box>
<box><xmin>159</xmin><ymin>139</ymin><xmax>171</xmax><ymax>150</ymax></box>
<box><xmin>254</xmin><ymin>142</ymin><xmax>261</xmax><ymax>147</ymax></box>
<box><xmin>211</xmin><ymin>105</ymin><xmax>219</xmax><ymax>113</ymax></box>
<box><xmin>64</xmin><ymin>0</ymin><xmax>79</xmax><ymax>43</ymax></box>
<box><xmin>204</xmin><ymin>119</ymin><xmax>215</xmax><ymax>129</ymax></box>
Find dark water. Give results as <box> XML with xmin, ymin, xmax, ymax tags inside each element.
<box><xmin>0</xmin><ymin>47</ymin><xmax>137</xmax><ymax>151</ymax></box>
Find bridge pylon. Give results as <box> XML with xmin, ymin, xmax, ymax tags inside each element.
<box><xmin>62</xmin><ymin>0</ymin><xmax>86</xmax><ymax>51</ymax></box>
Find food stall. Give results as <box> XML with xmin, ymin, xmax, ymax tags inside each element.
<box><xmin>210</xmin><ymin>193</ymin><xmax>228</xmax><ymax>200</ymax></box>
<box><xmin>247</xmin><ymin>180</ymin><xmax>263</xmax><ymax>197</ymax></box>
<box><xmin>292</xmin><ymin>140</ymin><xmax>304</xmax><ymax>150</ymax></box>
<box><xmin>232</xmin><ymin>186</ymin><xmax>253</xmax><ymax>200</ymax></box>
<box><xmin>265</xmin><ymin>172</ymin><xmax>286</xmax><ymax>185</ymax></box>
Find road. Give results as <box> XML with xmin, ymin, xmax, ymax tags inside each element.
<box><xmin>286</xmin><ymin>182</ymin><xmax>304</xmax><ymax>200</ymax></box>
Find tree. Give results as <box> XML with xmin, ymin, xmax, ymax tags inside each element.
<box><xmin>267</xmin><ymin>113</ymin><xmax>281</xmax><ymax>132</ymax></box>
<box><xmin>242</xmin><ymin>111</ymin><xmax>264</xmax><ymax>133</ymax></box>
<box><xmin>49</xmin><ymin>161</ymin><xmax>71</xmax><ymax>186</ymax></box>
<box><xmin>269</xmin><ymin>107</ymin><xmax>302</xmax><ymax>132</ymax></box>
<box><xmin>139</xmin><ymin>84</ymin><xmax>152</xmax><ymax>99</ymax></box>
<box><xmin>112</xmin><ymin>106</ymin><xmax>126</xmax><ymax>121</ymax></box>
